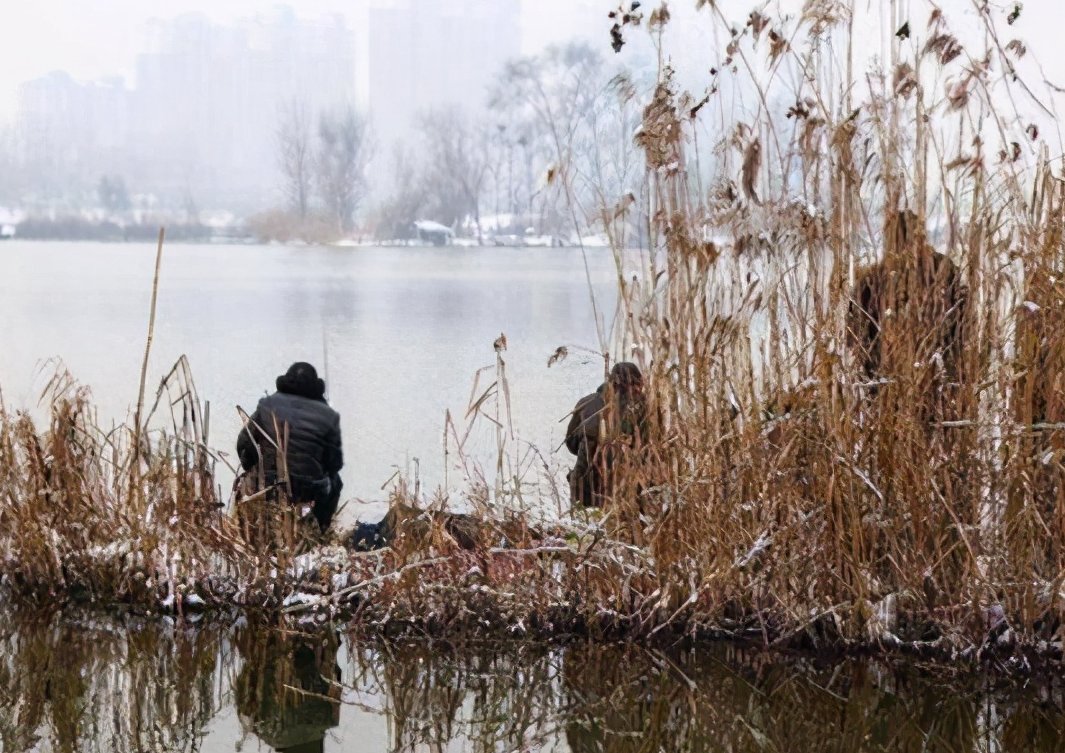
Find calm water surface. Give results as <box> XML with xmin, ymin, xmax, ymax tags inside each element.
<box><xmin>1</xmin><ymin>613</ymin><xmax>1061</xmax><ymax>753</ymax></box>
<box><xmin>0</xmin><ymin>241</ymin><xmax>622</xmax><ymax>521</ymax></box>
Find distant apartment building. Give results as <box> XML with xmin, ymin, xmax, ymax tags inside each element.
<box><xmin>14</xmin><ymin>6</ymin><xmax>357</xmax><ymax>211</ymax></box>
<box><xmin>16</xmin><ymin>72</ymin><xmax>131</xmax><ymax>198</ymax></box>
<box><xmin>368</xmin><ymin>0</ymin><xmax>521</xmax><ymax>146</ymax></box>
<box><xmin>133</xmin><ymin>8</ymin><xmax>356</xmax><ymax>209</ymax></box>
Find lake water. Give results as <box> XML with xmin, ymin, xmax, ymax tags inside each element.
<box><xmin>2</xmin><ymin>611</ymin><xmax>1061</xmax><ymax>753</ymax></box>
<box><xmin>0</xmin><ymin>241</ymin><xmax>623</xmax><ymax>523</ymax></box>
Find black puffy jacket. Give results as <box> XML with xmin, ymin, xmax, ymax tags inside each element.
<box><xmin>237</xmin><ymin>392</ymin><xmax>343</xmax><ymax>483</ymax></box>
<box><xmin>565</xmin><ymin>385</ymin><xmax>606</xmax><ymax>456</ymax></box>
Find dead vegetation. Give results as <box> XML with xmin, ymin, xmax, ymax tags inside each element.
<box><xmin>565</xmin><ymin>0</ymin><xmax>1065</xmax><ymax>654</ymax></box>
<box><xmin>1</xmin><ymin>1</ymin><xmax>1065</xmax><ymax>666</ymax></box>
<box><xmin>0</xmin><ymin>359</ymin><xmax>249</xmax><ymax>609</ymax></box>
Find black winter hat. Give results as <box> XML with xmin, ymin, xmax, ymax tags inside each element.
<box><xmin>276</xmin><ymin>361</ymin><xmax>326</xmax><ymax>400</ymax></box>
<box><xmin>609</xmin><ymin>361</ymin><xmax>643</xmax><ymax>390</ymax></box>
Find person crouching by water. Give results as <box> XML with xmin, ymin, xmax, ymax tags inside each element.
<box><xmin>846</xmin><ymin>208</ymin><xmax>969</xmax><ymax>419</ymax></box>
<box><xmin>237</xmin><ymin>362</ymin><xmax>343</xmax><ymax>534</ymax></box>
<box><xmin>565</xmin><ymin>362</ymin><xmax>647</xmax><ymax>509</ymax></box>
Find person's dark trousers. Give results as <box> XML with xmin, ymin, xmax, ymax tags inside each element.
<box><xmin>312</xmin><ymin>474</ymin><xmax>342</xmax><ymax>532</ymax></box>
<box><xmin>290</xmin><ymin>475</ymin><xmax>342</xmax><ymax>533</ymax></box>
<box><xmin>568</xmin><ymin>448</ymin><xmax>603</xmax><ymax>508</ymax></box>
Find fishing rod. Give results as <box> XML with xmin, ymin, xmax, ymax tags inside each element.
<box><xmin>321</xmin><ymin>329</ymin><xmax>330</xmax><ymax>401</ymax></box>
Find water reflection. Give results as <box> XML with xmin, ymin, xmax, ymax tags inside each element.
<box><xmin>0</xmin><ymin>612</ymin><xmax>222</xmax><ymax>752</ymax></box>
<box><xmin>0</xmin><ymin>612</ymin><xmax>1061</xmax><ymax>752</ymax></box>
<box><xmin>367</xmin><ymin>643</ymin><xmax>561</xmax><ymax>752</ymax></box>
<box><xmin>235</xmin><ymin>627</ymin><xmax>342</xmax><ymax>753</ymax></box>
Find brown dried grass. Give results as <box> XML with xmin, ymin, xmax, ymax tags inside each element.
<box><xmin>0</xmin><ymin>358</ymin><xmax>251</xmax><ymax>608</ymax></box>
<box><xmin>566</xmin><ymin>0</ymin><xmax>1065</xmax><ymax>650</ymax></box>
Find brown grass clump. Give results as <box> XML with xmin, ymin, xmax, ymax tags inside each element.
<box><xmin>566</xmin><ymin>0</ymin><xmax>1065</xmax><ymax>651</ymax></box>
<box><xmin>0</xmin><ymin>359</ymin><xmax>250</xmax><ymax>609</ymax></box>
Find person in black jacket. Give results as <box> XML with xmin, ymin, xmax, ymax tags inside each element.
<box><xmin>846</xmin><ymin>209</ymin><xmax>968</xmax><ymax>396</ymax></box>
<box><xmin>237</xmin><ymin>362</ymin><xmax>343</xmax><ymax>532</ymax></box>
<box><xmin>565</xmin><ymin>362</ymin><xmax>646</xmax><ymax>508</ymax></box>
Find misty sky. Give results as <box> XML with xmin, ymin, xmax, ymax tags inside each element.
<box><xmin>4</xmin><ymin>0</ymin><xmax>1065</xmax><ymax>122</ymax></box>
<box><xmin>0</xmin><ymin>0</ymin><xmax>611</xmax><ymax>119</ymax></box>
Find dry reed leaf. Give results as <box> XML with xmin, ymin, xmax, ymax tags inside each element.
<box><xmin>547</xmin><ymin>347</ymin><xmax>569</xmax><ymax>368</ymax></box>
<box><xmin>768</xmin><ymin>29</ymin><xmax>788</xmax><ymax>64</ymax></box>
<box><xmin>689</xmin><ymin>93</ymin><xmax>710</xmax><ymax>120</ymax></box>
<box><xmin>802</xmin><ymin>117</ymin><xmax>826</xmax><ymax>156</ymax></box>
<box><xmin>946</xmin><ymin>77</ymin><xmax>971</xmax><ymax>109</ymax></box>
<box><xmin>801</xmin><ymin>0</ymin><xmax>850</xmax><ymax>36</ymax></box>
<box><xmin>748</xmin><ymin>11</ymin><xmax>769</xmax><ymax>41</ymax></box>
<box><xmin>786</xmin><ymin>100</ymin><xmax>810</xmax><ymax>119</ymax></box>
<box><xmin>637</xmin><ymin>78</ymin><xmax>681</xmax><ymax>170</ymax></box>
<box><xmin>613</xmin><ymin>191</ymin><xmax>637</xmax><ymax>219</ymax></box>
<box><xmin>610</xmin><ymin>72</ymin><xmax>638</xmax><ymax>103</ymax></box>
<box><xmin>945</xmin><ymin>153</ymin><xmax>974</xmax><ymax>171</ymax></box>
<box><xmin>893</xmin><ymin>63</ymin><xmax>918</xmax><ymax>99</ymax></box>
<box><xmin>924</xmin><ymin>33</ymin><xmax>964</xmax><ymax>65</ymax></box>
<box><xmin>741</xmin><ymin>138</ymin><xmax>762</xmax><ymax>204</ymax></box>
<box><xmin>648</xmin><ymin>4</ymin><xmax>671</xmax><ymax>30</ymax></box>
<box><xmin>998</xmin><ymin>141</ymin><xmax>1022</xmax><ymax>163</ymax></box>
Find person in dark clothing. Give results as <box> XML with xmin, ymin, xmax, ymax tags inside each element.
<box><xmin>566</xmin><ymin>383</ymin><xmax>606</xmax><ymax>507</ymax></box>
<box><xmin>237</xmin><ymin>362</ymin><xmax>343</xmax><ymax>532</ymax></box>
<box><xmin>565</xmin><ymin>362</ymin><xmax>647</xmax><ymax>508</ymax></box>
<box><xmin>846</xmin><ymin>209</ymin><xmax>968</xmax><ymax>393</ymax></box>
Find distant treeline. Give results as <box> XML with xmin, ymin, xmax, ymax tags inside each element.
<box><xmin>15</xmin><ymin>217</ymin><xmax>214</xmax><ymax>242</ymax></box>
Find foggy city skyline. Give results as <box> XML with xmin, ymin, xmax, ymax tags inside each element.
<box><xmin>0</xmin><ymin>0</ymin><xmax>652</xmax><ymax>223</ymax></box>
<box><xmin>0</xmin><ymin>0</ymin><xmax>613</xmax><ymax>119</ymax></box>
<box><xmin>6</xmin><ymin>0</ymin><xmax>1065</xmax><ymax>117</ymax></box>
<box><xmin>3</xmin><ymin>0</ymin><xmax>1065</xmax><ymax>238</ymax></box>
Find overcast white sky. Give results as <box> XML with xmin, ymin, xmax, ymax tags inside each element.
<box><xmin>0</xmin><ymin>0</ymin><xmax>610</xmax><ymax>118</ymax></box>
<box><xmin>2</xmin><ymin>0</ymin><xmax>1065</xmax><ymax>120</ymax></box>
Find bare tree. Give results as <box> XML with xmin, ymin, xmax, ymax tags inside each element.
<box><xmin>418</xmin><ymin>107</ymin><xmax>489</xmax><ymax>242</ymax></box>
<box><xmin>372</xmin><ymin>146</ymin><xmax>428</xmax><ymax>240</ymax></box>
<box><xmin>97</xmin><ymin>174</ymin><xmax>130</xmax><ymax>213</ymax></box>
<box><xmin>490</xmin><ymin>43</ymin><xmax>642</xmax><ymax>240</ymax></box>
<box><xmin>276</xmin><ymin>100</ymin><xmax>313</xmax><ymax>221</ymax></box>
<box><xmin>316</xmin><ymin>107</ymin><xmax>372</xmax><ymax>235</ymax></box>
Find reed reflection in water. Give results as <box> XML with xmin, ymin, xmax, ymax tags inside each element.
<box><xmin>0</xmin><ymin>613</ymin><xmax>1061</xmax><ymax>752</ymax></box>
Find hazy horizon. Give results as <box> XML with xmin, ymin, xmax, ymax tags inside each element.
<box><xmin>0</xmin><ymin>0</ymin><xmax>619</xmax><ymax>121</ymax></box>
<box><xmin>5</xmin><ymin>1</ymin><xmax>1065</xmax><ymax>113</ymax></box>
<box><xmin>4</xmin><ymin>0</ymin><xmax>1065</xmax><ymax>230</ymax></box>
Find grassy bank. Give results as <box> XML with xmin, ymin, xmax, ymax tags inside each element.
<box><xmin>0</xmin><ymin>361</ymin><xmax>1060</xmax><ymax>669</ymax></box>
